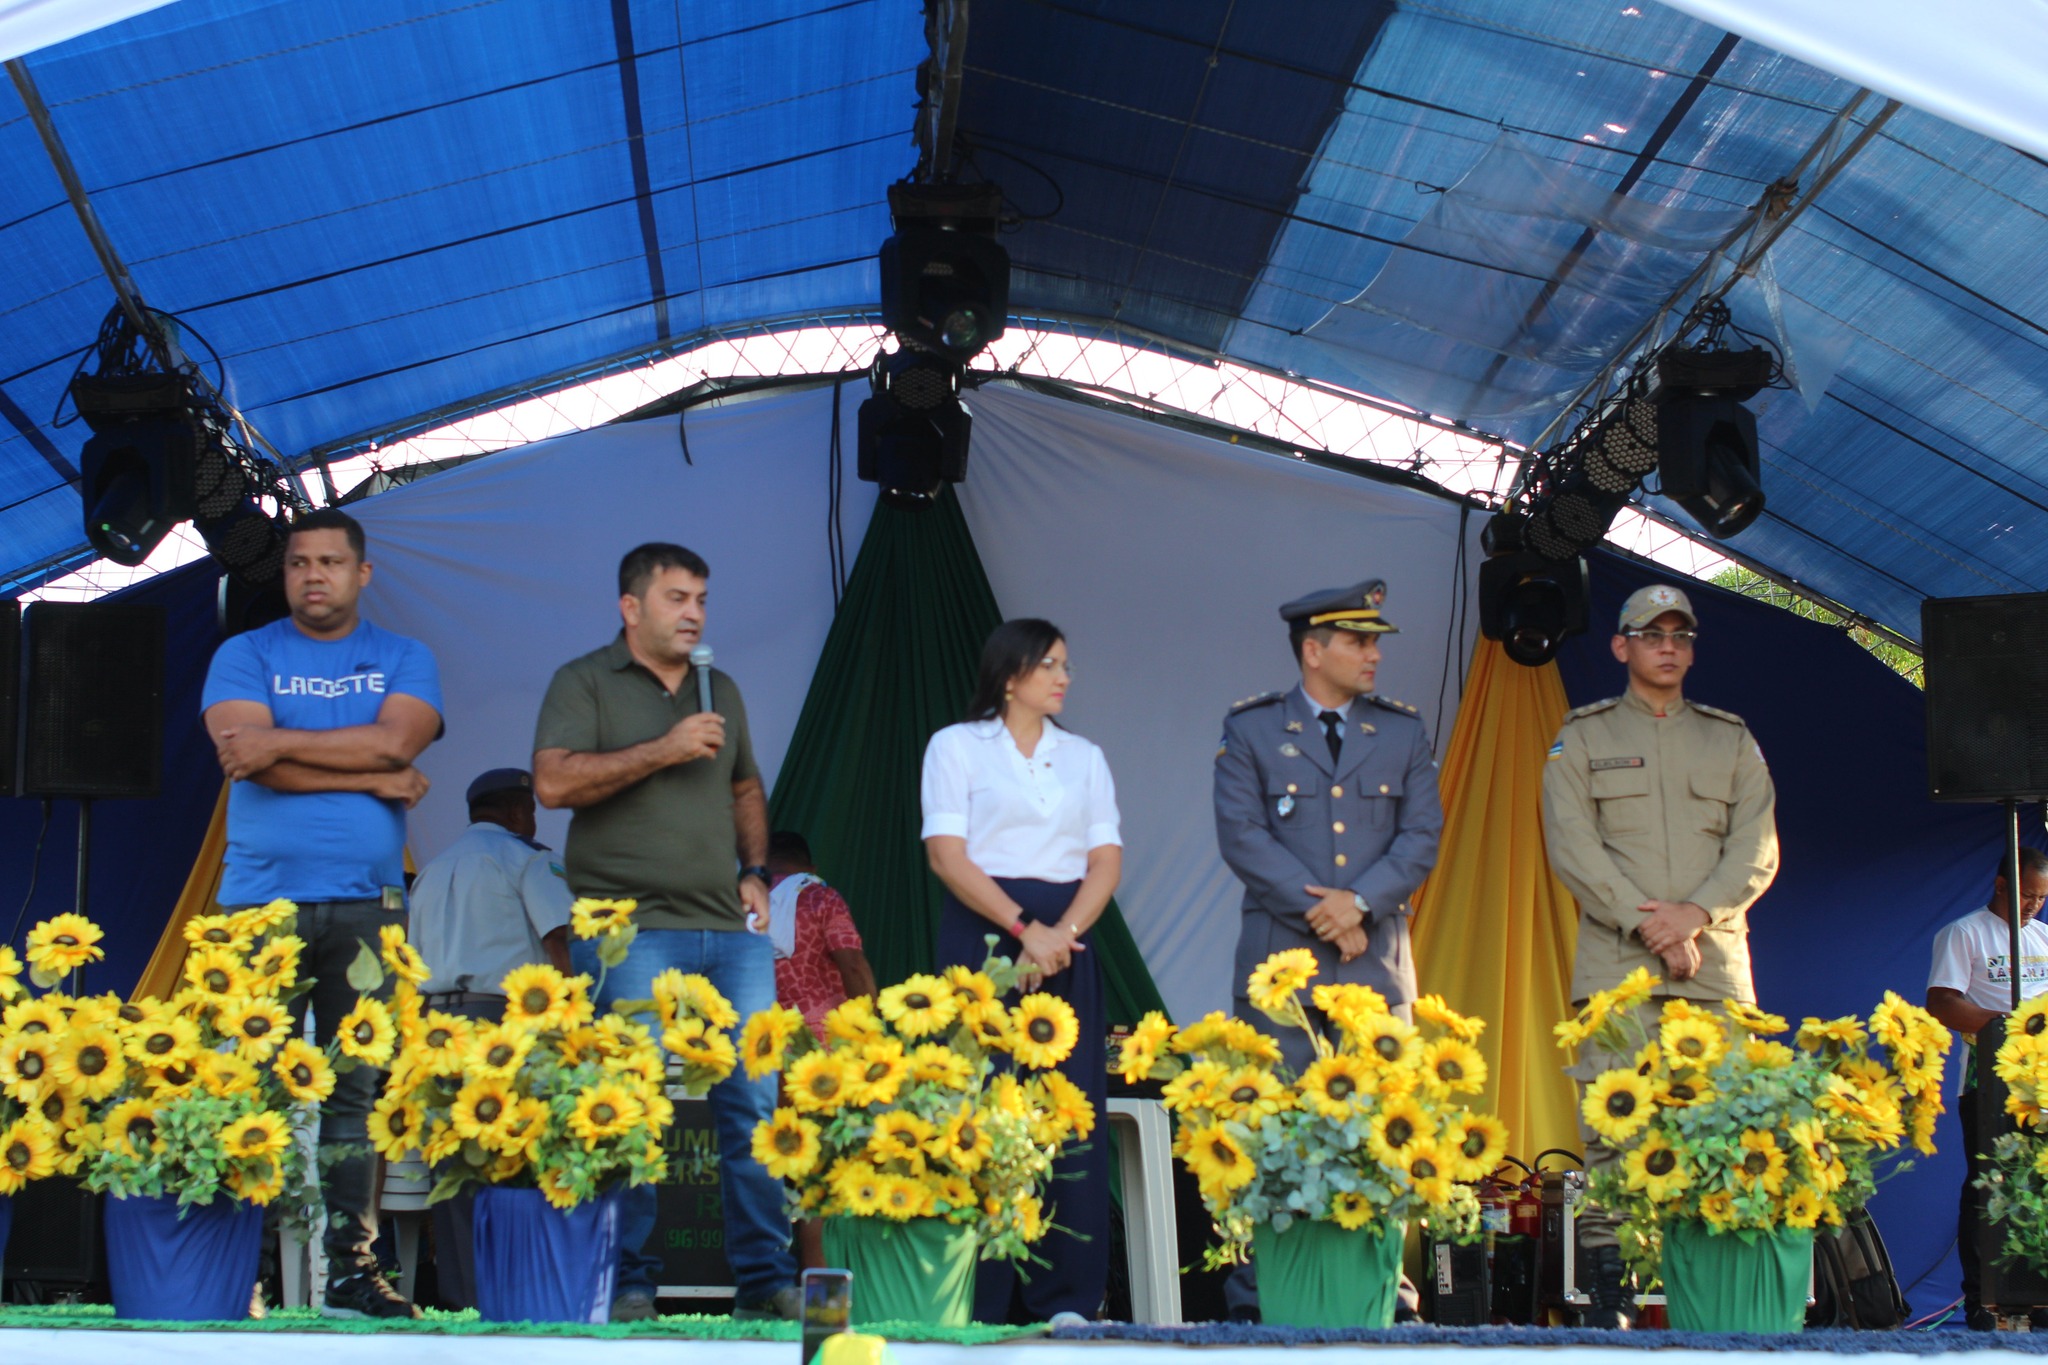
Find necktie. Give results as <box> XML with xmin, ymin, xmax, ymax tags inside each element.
<box><xmin>1319</xmin><ymin>710</ymin><xmax>1343</xmax><ymax>765</ymax></box>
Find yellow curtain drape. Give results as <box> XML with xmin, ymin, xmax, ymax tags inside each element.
<box><xmin>1412</xmin><ymin>638</ymin><xmax>1584</xmax><ymax>1161</ymax></box>
<box><xmin>133</xmin><ymin>780</ymin><xmax>229</xmax><ymax>1001</ymax></box>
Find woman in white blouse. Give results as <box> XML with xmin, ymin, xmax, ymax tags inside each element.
<box><xmin>921</xmin><ymin>618</ymin><xmax>1121</xmax><ymax>1325</ymax></box>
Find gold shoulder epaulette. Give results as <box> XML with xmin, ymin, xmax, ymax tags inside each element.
<box><xmin>1229</xmin><ymin>690</ymin><xmax>1286</xmax><ymax>714</ymax></box>
<box><xmin>1690</xmin><ymin>701</ymin><xmax>1747</xmax><ymax>725</ymax></box>
<box><xmin>1564</xmin><ymin>697</ymin><xmax>1622</xmax><ymax>722</ymax></box>
<box><xmin>1365</xmin><ymin>695</ymin><xmax>1419</xmax><ymax>716</ymax></box>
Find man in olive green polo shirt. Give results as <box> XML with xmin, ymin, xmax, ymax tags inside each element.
<box><xmin>1541</xmin><ymin>582</ymin><xmax>1778</xmax><ymax>1329</ymax></box>
<box><xmin>534</xmin><ymin>542</ymin><xmax>795</xmax><ymax>1322</ymax></box>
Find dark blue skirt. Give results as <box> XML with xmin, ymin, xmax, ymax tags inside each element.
<box><xmin>937</xmin><ymin>878</ymin><xmax>1110</xmax><ymax>1323</ymax></box>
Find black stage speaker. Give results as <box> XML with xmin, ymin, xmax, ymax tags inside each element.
<box><xmin>21</xmin><ymin>601</ymin><xmax>165</xmax><ymax>799</ymax></box>
<box><xmin>2</xmin><ymin>1175</ymin><xmax>105</xmax><ymax>1295</ymax></box>
<box><xmin>0</xmin><ymin>600</ymin><xmax>17</xmax><ymax>796</ymax></box>
<box><xmin>1923</xmin><ymin>593</ymin><xmax>2048</xmax><ymax>802</ymax></box>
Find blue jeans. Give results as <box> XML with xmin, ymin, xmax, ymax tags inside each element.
<box><xmin>572</xmin><ymin>928</ymin><xmax>795</xmax><ymax>1303</ymax></box>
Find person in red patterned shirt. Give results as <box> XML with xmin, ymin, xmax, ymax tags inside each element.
<box><xmin>767</xmin><ymin>832</ymin><xmax>875</xmax><ymax>1039</ymax></box>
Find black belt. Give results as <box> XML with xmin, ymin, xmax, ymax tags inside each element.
<box><xmin>424</xmin><ymin>990</ymin><xmax>507</xmax><ymax>1007</ymax></box>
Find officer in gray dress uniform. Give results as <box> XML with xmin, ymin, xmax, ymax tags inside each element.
<box><xmin>1214</xmin><ymin>579</ymin><xmax>1445</xmax><ymax>1072</ymax></box>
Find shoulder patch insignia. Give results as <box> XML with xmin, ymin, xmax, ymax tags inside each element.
<box><xmin>1546</xmin><ymin>739</ymin><xmax>1564</xmax><ymax>761</ymax></box>
<box><xmin>1690</xmin><ymin>701</ymin><xmax>1746</xmax><ymax>725</ymax></box>
<box><xmin>1564</xmin><ymin>697</ymin><xmax>1622</xmax><ymax>721</ymax></box>
<box><xmin>1365</xmin><ymin>695</ymin><xmax>1419</xmax><ymax>716</ymax></box>
<box><xmin>1229</xmin><ymin>690</ymin><xmax>1286</xmax><ymax>714</ymax></box>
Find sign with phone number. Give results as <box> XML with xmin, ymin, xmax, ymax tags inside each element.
<box><xmin>655</xmin><ymin>1097</ymin><xmax>734</xmax><ymax>1295</ymax></box>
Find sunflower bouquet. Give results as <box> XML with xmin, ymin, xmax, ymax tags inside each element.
<box><xmin>741</xmin><ymin>948</ymin><xmax>1092</xmax><ymax>1262</ymax></box>
<box><xmin>0</xmin><ymin>904</ymin><xmax>370</xmax><ymax>1220</ymax></box>
<box><xmin>365</xmin><ymin>900</ymin><xmax>731</xmax><ymax>1210</ymax></box>
<box><xmin>1557</xmin><ymin>968</ymin><xmax>1948</xmax><ymax>1266</ymax></box>
<box><xmin>1976</xmin><ymin>994</ymin><xmax>2048</xmax><ymax>1268</ymax></box>
<box><xmin>1128</xmin><ymin>948</ymin><xmax>1504</xmax><ymax>1259</ymax></box>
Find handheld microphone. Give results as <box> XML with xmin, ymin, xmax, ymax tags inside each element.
<box><xmin>690</xmin><ymin>645</ymin><xmax>715</xmax><ymax>714</ymax></box>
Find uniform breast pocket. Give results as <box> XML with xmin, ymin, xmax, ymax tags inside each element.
<box><xmin>1264</xmin><ymin>774</ymin><xmax>1318</xmax><ymax>823</ymax></box>
<box><xmin>1361</xmin><ymin>770</ymin><xmax>1403</xmax><ymax>828</ymax></box>
<box><xmin>1688</xmin><ymin>769</ymin><xmax>1732</xmax><ymax>836</ymax></box>
<box><xmin>1590</xmin><ymin>767</ymin><xmax>1651</xmax><ymax>834</ymax></box>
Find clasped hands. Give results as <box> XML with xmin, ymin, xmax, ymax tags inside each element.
<box><xmin>1305</xmin><ymin>884</ymin><xmax>1369</xmax><ymax>963</ymax></box>
<box><xmin>1015</xmin><ymin>919</ymin><xmax>1084</xmax><ymax>990</ymax></box>
<box><xmin>1637</xmin><ymin>898</ymin><xmax>1710</xmax><ymax>980</ymax></box>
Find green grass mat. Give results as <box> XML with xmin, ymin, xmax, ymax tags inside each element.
<box><xmin>0</xmin><ymin>1303</ymin><xmax>1041</xmax><ymax>1343</ymax></box>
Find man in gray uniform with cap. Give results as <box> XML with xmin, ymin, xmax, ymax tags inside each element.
<box><xmin>407</xmin><ymin>766</ymin><xmax>575</xmax><ymax>1309</ymax></box>
<box><xmin>1214</xmin><ymin>579</ymin><xmax>1445</xmax><ymax>1064</ymax></box>
<box><xmin>1542</xmin><ymin>582</ymin><xmax>1777</xmax><ymax>1330</ymax></box>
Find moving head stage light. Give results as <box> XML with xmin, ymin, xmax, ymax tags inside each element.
<box><xmin>1655</xmin><ymin>334</ymin><xmax>1772</xmax><ymax>540</ymax></box>
<box><xmin>860</xmin><ymin>183</ymin><xmax>1009</xmax><ymax>507</ymax></box>
<box><xmin>68</xmin><ymin>305</ymin><xmax>306</xmax><ymax>583</ymax></box>
<box><xmin>1477</xmin><ymin>513</ymin><xmax>1589</xmax><ymax>667</ymax></box>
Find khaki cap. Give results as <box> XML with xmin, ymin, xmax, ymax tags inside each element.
<box><xmin>1618</xmin><ymin>583</ymin><xmax>1697</xmax><ymax>632</ymax></box>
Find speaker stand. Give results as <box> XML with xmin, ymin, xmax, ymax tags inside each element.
<box><xmin>69</xmin><ymin>796</ymin><xmax>91</xmax><ymax>993</ymax></box>
<box><xmin>2007</xmin><ymin>798</ymin><xmax>2025</xmax><ymax>1011</ymax></box>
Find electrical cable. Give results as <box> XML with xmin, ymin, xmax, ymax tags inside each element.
<box><xmin>1436</xmin><ymin>501</ymin><xmax>1470</xmax><ymax>738</ymax></box>
<box><xmin>1905</xmin><ymin>1295</ymin><xmax>1963</xmax><ymax>1330</ymax></box>
<box><xmin>6</xmin><ymin>799</ymin><xmax>53</xmax><ymax>950</ymax></box>
<box><xmin>827</xmin><ymin>376</ymin><xmax>847</xmax><ymax>606</ymax></box>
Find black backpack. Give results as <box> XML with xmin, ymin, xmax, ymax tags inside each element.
<box><xmin>1807</xmin><ymin>1206</ymin><xmax>1907</xmax><ymax>1329</ymax></box>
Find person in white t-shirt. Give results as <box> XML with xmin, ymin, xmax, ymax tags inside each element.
<box><xmin>1925</xmin><ymin>847</ymin><xmax>2048</xmax><ymax>1330</ymax></box>
<box><xmin>921</xmin><ymin>617</ymin><xmax>1122</xmax><ymax>1326</ymax></box>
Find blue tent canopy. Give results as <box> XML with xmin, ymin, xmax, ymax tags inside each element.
<box><xmin>3</xmin><ymin>0</ymin><xmax>2046</xmax><ymax>643</ymax></box>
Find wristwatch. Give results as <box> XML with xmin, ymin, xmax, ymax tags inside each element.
<box><xmin>739</xmin><ymin>865</ymin><xmax>770</xmax><ymax>884</ymax></box>
<box><xmin>1353</xmin><ymin>893</ymin><xmax>1370</xmax><ymax>921</ymax></box>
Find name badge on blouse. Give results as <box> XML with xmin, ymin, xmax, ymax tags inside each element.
<box><xmin>1276</xmin><ymin>794</ymin><xmax>1296</xmax><ymax>820</ymax></box>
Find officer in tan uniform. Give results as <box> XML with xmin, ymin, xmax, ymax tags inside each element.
<box><xmin>1540</xmin><ymin>582</ymin><xmax>1778</xmax><ymax>1329</ymax></box>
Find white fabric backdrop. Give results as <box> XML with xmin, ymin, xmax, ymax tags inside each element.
<box><xmin>346</xmin><ymin>383</ymin><xmax>872</xmax><ymax>864</ymax></box>
<box><xmin>959</xmin><ymin>385</ymin><xmax>1482</xmax><ymax>1020</ymax></box>
<box><xmin>1659</xmin><ymin>0</ymin><xmax>2048</xmax><ymax>161</ymax></box>
<box><xmin>0</xmin><ymin>0</ymin><xmax>176</xmax><ymax>63</ymax></box>
<box><xmin>345</xmin><ymin>380</ymin><xmax>1481</xmax><ymax>1022</ymax></box>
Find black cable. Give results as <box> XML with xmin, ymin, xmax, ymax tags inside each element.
<box><xmin>827</xmin><ymin>377</ymin><xmax>846</xmax><ymax>606</ymax></box>
<box><xmin>1436</xmin><ymin>502</ymin><xmax>1471</xmax><ymax>739</ymax></box>
<box><xmin>7</xmin><ymin>799</ymin><xmax>53</xmax><ymax>951</ymax></box>
<box><xmin>677</xmin><ymin>405</ymin><xmax>693</xmax><ymax>465</ymax></box>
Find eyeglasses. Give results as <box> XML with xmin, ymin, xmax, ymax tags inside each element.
<box><xmin>1036</xmin><ymin>656</ymin><xmax>1074</xmax><ymax>678</ymax></box>
<box><xmin>1626</xmin><ymin>629</ymin><xmax>1698</xmax><ymax>647</ymax></box>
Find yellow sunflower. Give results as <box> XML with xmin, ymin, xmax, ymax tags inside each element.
<box><xmin>849</xmin><ymin>1040</ymin><xmax>911</xmax><ymax>1105</ymax></box>
<box><xmin>1735</xmin><ymin>1129</ymin><xmax>1788</xmax><ymax>1194</ymax></box>
<box><xmin>1658</xmin><ymin>1070</ymin><xmax>1715</xmax><ymax>1108</ymax></box>
<box><xmin>0</xmin><ymin>1031</ymin><xmax>60</xmax><ymax>1102</ymax></box>
<box><xmin>959</xmin><ymin>998</ymin><xmax>1013</xmax><ymax>1050</ymax></box>
<box><xmin>272</xmin><ymin>1039</ymin><xmax>335</xmax><ymax>1103</ymax></box>
<box><xmin>234</xmin><ymin>899</ymin><xmax>299</xmax><ymax>935</ymax></box>
<box><xmin>569</xmin><ymin>897</ymin><xmax>637</xmax><ymax>939</ymax></box>
<box><xmin>1367</xmin><ymin>1095</ymin><xmax>1435</xmax><ymax>1167</ymax></box>
<box><xmin>50</xmin><ymin>1026</ymin><xmax>124</xmax><ymax>1101</ymax></box>
<box><xmin>1743</xmin><ymin>1039</ymin><xmax>1797</xmax><ymax>1068</ymax></box>
<box><xmin>1581</xmin><ymin>1071</ymin><xmax>1655</xmax><ymax>1144</ymax></box>
<box><xmin>182</xmin><ymin>947</ymin><xmax>249</xmax><ymax>1000</ymax></box>
<box><xmin>1406</xmin><ymin>1142</ymin><xmax>1456</xmax><ymax>1207</ymax></box>
<box><xmin>221</xmin><ymin>1110</ymin><xmax>292</xmax><ymax>1161</ymax></box>
<box><xmin>944</xmin><ymin>965</ymin><xmax>998</xmax><ymax>1006</ymax></box>
<box><xmin>336</xmin><ymin>998</ymin><xmax>397</xmax><ymax>1065</ymax></box>
<box><xmin>500</xmin><ymin>964</ymin><xmax>575</xmax><ymax>1031</ymax></box>
<box><xmin>1209</xmin><ymin>1068</ymin><xmax>1292</xmax><ymax>1126</ymax></box>
<box><xmin>824</xmin><ymin>995</ymin><xmax>886</xmax><ymax>1046</ymax></box>
<box><xmin>1331</xmin><ymin>1190</ymin><xmax>1376</xmax><ymax>1230</ymax></box>
<box><xmin>451</xmin><ymin>1077</ymin><xmax>519</xmax><ymax>1145</ymax></box>
<box><xmin>200</xmin><ymin>1050</ymin><xmax>261</xmax><ymax>1098</ymax></box>
<box><xmin>568</xmin><ymin>1082</ymin><xmax>644</xmax><ymax>1147</ymax></box>
<box><xmin>103</xmin><ymin>1098</ymin><xmax>162</xmax><ymax>1158</ymax></box>
<box><xmin>786</xmin><ymin>1052</ymin><xmax>856</xmax><ymax>1113</ymax></box>
<box><xmin>25</xmin><ymin>914</ymin><xmax>105</xmax><ymax>977</ymax></box>
<box><xmin>1354</xmin><ymin>1012</ymin><xmax>1422</xmax><ymax>1070</ymax></box>
<box><xmin>651</xmin><ymin>970</ymin><xmax>738</xmax><ymax>1030</ymax></box>
<box><xmin>1623</xmin><ymin>1131</ymin><xmax>1692</xmax><ymax>1201</ymax></box>
<box><xmin>1724</xmin><ymin>1000</ymin><xmax>1789</xmax><ymax>1035</ymax></box>
<box><xmin>938</xmin><ymin>1106</ymin><xmax>994</xmax><ymax>1173</ymax></box>
<box><xmin>877</xmin><ymin>1174</ymin><xmax>931</xmax><ymax>1221</ymax></box>
<box><xmin>752</xmin><ymin>1108</ymin><xmax>822</xmax><ymax>1180</ymax></box>
<box><xmin>662</xmin><ymin>1018</ymin><xmax>738</xmax><ymax>1077</ymax></box>
<box><xmin>538</xmin><ymin>1167</ymin><xmax>580</xmax><ymax>1210</ymax></box>
<box><xmin>1115</xmin><ymin>1011</ymin><xmax>1176</xmax><ymax>1083</ymax></box>
<box><xmin>0</xmin><ymin>1118</ymin><xmax>61</xmax><ymax>1193</ymax></box>
<box><xmin>832</xmin><ymin>1162</ymin><xmax>887</xmax><ymax>1217</ymax></box>
<box><xmin>738</xmin><ymin>1005</ymin><xmax>805</xmax><ymax>1080</ymax></box>
<box><xmin>378</xmin><ymin>924</ymin><xmax>430</xmax><ymax>986</ymax></box>
<box><xmin>1246</xmin><ymin>948</ymin><xmax>1319</xmax><ymax>1015</ymax></box>
<box><xmin>1421</xmin><ymin>1037</ymin><xmax>1487</xmax><ymax>1096</ymax></box>
<box><xmin>1009</xmin><ymin>995</ymin><xmax>1080</xmax><ymax>1069</ymax></box>
<box><xmin>868</xmin><ymin>1112</ymin><xmax>938</xmax><ymax>1170</ymax></box>
<box><xmin>908</xmin><ymin>1043</ymin><xmax>974</xmax><ymax>1088</ymax></box>
<box><xmin>1796</xmin><ymin>1015</ymin><xmax>1868</xmax><ymax>1050</ymax></box>
<box><xmin>143</xmin><ymin>1058</ymin><xmax>202</xmax><ymax>1097</ymax></box>
<box><xmin>36</xmin><ymin>1090</ymin><xmax>80</xmax><ymax>1133</ymax></box>
<box><xmin>1031</xmin><ymin>1069</ymin><xmax>1097</xmax><ymax>1141</ymax></box>
<box><xmin>413</xmin><ymin>1012</ymin><xmax>476</xmax><ymax>1072</ymax></box>
<box><xmin>1160</xmin><ymin>1060</ymin><xmax>1230</xmax><ymax>1114</ymax></box>
<box><xmin>217</xmin><ymin>997</ymin><xmax>294</xmax><ymax>1060</ymax></box>
<box><xmin>1699</xmin><ymin>1189</ymin><xmax>1739</xmax><ymax>1231</ymax></box>
<box><xmin>4</xmin><ymin>996</ymin><xmax>64</xmax><ymax>1034</ymax></box>
<box><xmin>470</xmin><ymin>1023</ymin><xmax>535</xmax><ymax>1078</ymax></box>
<box><xmin>1782</xmin><ymin>1187</ymin><xmax>1823</xmax><ymax>1229</ymax></box>
<box><xmin>933</xmin><ymin>1173</ymin><xmax>975</xmax><ymax>1214</ymax></box>
<box><xmin>247</xmin><ymin>936</ymin><xmax>303</xmax><ymax>993</ymax></box>
<box><xmin>1442</xmin><ymin>1112</ymin><xmax>1510</xmax><ymax>1182</ymax></box>
<box><xmin>0</xmin><ymin>945</ymin><xmax>23</xmax><ymax>1002</ymax></box>
<box><xmin>878</xmin><ymin>975</ymin><xmax>960</xmax><ymax>1038</ymax></box>
<box><xmin>498</xmin><ymin>1098</ymin><xmax>551</xmax><ymax>1160</ymax></box>
<box><xmin>225</xmin><ymin>1162</ymin><xmax>287</xmax><ymax>1206</ymax></box>
<box><xmin>1659</xmin><ymin>1016</ymin><xmax>1727</xmax><ymax>1068</ymax></box>
<box><xmin>1182</xmin><ymin>1123</ymin><xmax>1257</xmax><ymax>1194</ymax></box>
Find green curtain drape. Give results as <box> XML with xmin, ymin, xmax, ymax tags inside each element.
<box><xmin>768</xmin><ymin>487</ymin><xmax>1167</xmax><ymax>1025</ymax></box>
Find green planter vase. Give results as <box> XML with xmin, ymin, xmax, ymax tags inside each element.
<box><xmin>1251</xmin><ymin>1217</ymin><xmax>1405</xmax><ymax>1329</ymax></box>
<box><xmin>820</xmin><ymin>1216</ymin><xmax>977</xmax><ymax>1327</ymax></box>
<box><xmin>1661</xmin><ymin>1221</ymin><xmax>1813</xmax><ymax>1333</ymax></box>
